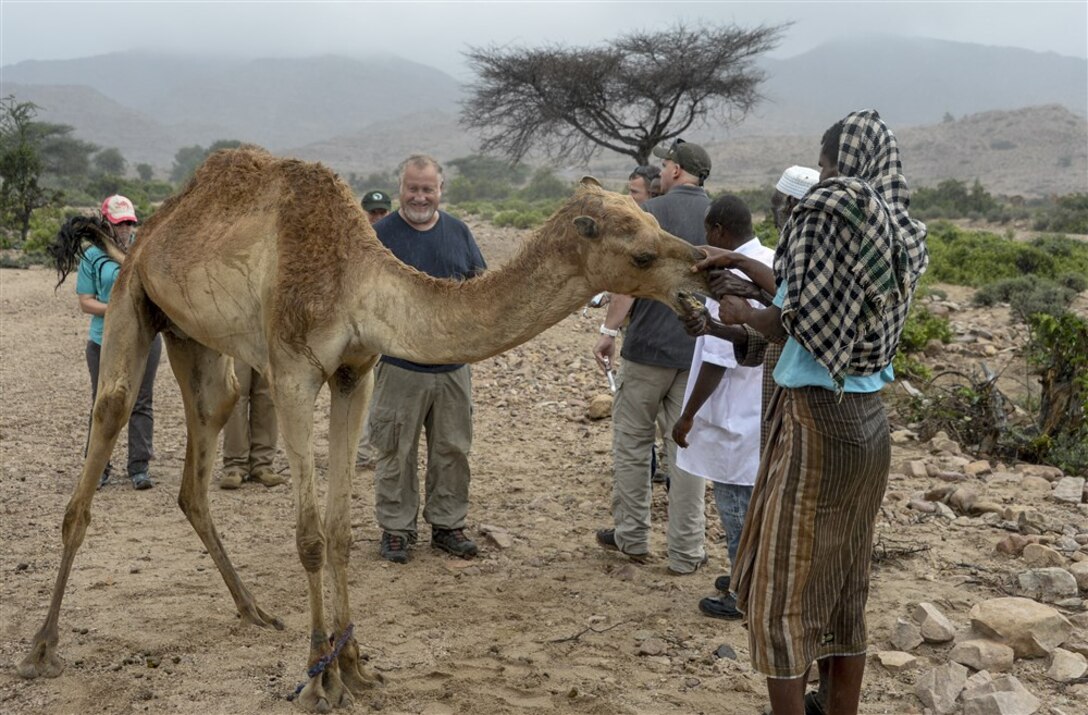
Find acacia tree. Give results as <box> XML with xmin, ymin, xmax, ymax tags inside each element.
<box><xmin>461</xmin><ymin>23</ymin><xmax>784</xmax><ymax>165</ymax></box>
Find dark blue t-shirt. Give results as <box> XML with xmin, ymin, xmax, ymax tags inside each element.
<box><xmin>376</xmin><ymin>210</ymin><xmax>487</xmax><ymax>373</ymax></box>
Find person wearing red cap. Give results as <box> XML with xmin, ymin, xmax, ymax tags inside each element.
<box><xmin>49</xmin><ymin>195</ymin><xmax>162</xmax><ymax>490</ymax></box>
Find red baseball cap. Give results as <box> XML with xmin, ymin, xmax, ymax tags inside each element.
<box><xmin>101</xmin><ymin>195</ymin><xmax>137</xmax><ymax>224</ymax></box>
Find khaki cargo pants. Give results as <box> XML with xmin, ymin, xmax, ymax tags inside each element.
<box><xmin>222</xmin><ymin>361</ymin><xmax>278</xmax><ymax>476</ymax></box>
<box><xmin>611</xmin><ymin>360</ymin><xmax>707</xmax><ymax>573</ymax></box>
<box><xmin>369</xmin><ymin>362</ymin><xmax>473</xmax><ymax>538</ymax></box>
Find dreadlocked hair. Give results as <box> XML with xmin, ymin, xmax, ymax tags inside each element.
<box><xmin>48</xmin><ymin>215</ymin><xmax>124</xmax><ymax>290</ymax></box>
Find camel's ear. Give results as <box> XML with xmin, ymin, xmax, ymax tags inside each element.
<box><xmin>579</xmin><ymin>176</ymin><xmax>602</xmax><ymax>189</ymax></box>
<box><xmin>573</xmin><ymin>215</ymin><xmax>599</xmax><ymax>239</ymax></box>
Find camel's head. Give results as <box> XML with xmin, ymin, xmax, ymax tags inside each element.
<box><xmin>565</xmin><ymin>177</ymin><xmax>709</xmax><ymax>315</ymax></box>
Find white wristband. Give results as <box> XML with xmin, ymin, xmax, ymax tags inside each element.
<box><xmin>599</xmin><ymin>324</ymin><xmax>621</xmax><ymax>338</ymax></box>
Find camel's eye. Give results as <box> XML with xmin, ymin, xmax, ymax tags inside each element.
<box><xmin>632</xmin><ymin>252</ymin><xmax>656</xmax><ymax>269</ymax></box>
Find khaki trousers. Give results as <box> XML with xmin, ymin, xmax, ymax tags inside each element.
<box><xmin>369</xmin><ymin>362</ymin><xmax>473</xmax><ymax>538</ymax></box>
<box><xmin>222</xmin><ymin>362</ymin><xmax>278</xmax><ymax>475</ymax></box>
<box><xmin>611</xmin><ymin>360</ymin><xmax>706</xmax><ymax>572</ymax></box>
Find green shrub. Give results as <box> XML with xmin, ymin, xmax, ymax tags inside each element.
<box><xmin>973</xmin><ymin>276</ymin><xmax>1078</xmax><ymax>320</ymax></box>
<box><xmin>1032</xmin><ymin>193</ymin><xmax>1088</xmax><ymax>234</ymax></box>
<box><xmin>898</xmin><ymin>305</ymin><xmax>952</xmax><ymax>353</ymax></box>
<box><xmin>923</xmin><ymin>222</ymin><xmax>1088</xmax><ymax>287</ymax></box>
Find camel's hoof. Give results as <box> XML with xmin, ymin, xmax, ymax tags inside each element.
<box><xmin>239</xmin><ymin>603</ymin><xmax>284</xmax><ymax>630</ymax></box>
<box><xmin>17</xmin><ymin>644</ymin><xmax>65</xmax><ymax>679</ymax></box>
<box><xmin>338</xmin><ymin>639</ymin><xmax>384</xmax><ymax>694</ymax></box>
<box><xmin>341</xmin><ymin>662</ymin><xmax>384</xmax><ymax>694</ymax></box>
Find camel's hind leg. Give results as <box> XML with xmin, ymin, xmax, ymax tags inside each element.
<box><xmin>326</xmin><ymin>363</ymin><xmax>383</xmax><ymax>695</ymax></box>
<box><xmin>18</xmin><ymin>270</ymin><xmax>158</xmax><ymax>679</ymax></box>
<box><xmin>163</xmin><ymin>334</ymin><xmax>284</xmax><ymax>630</ymax></box>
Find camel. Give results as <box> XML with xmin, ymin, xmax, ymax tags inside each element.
<box><xmin>18</xmin><ymin>147</ymin><xmax>709</xmax><ymax>711</ymax></box>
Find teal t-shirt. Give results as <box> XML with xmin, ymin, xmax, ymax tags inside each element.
<box><xmin>75</xmin><ymin>246</ymin><xmax>120</xmax><ymax>345</ymax></box>
<box><xmin>771</xmin><ymin>283</ymin><xmax>894</xmax><ymax>393</ymax></box>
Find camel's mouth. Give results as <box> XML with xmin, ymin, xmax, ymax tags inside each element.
<box><xmin>673</xmin><ymin>290</ymin><xmax>707</xmax><ymax>319</ymax></box>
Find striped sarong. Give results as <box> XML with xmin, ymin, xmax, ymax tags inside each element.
<box><xmin>732</xmin><ymin>386</ymin><xmax>890</xmax><ymax>678</ymax></box>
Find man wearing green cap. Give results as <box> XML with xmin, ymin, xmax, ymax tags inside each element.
<box><xmin>362</xmin><ymin>189</ymin><xmax>393</xmax><ymax>225</ymax></box>
<box><xmin>593</xmin><ymin>137</ymin><xmax>713</xmax><ymax>575</ymax></box>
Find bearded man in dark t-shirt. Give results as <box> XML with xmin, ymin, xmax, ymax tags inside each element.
<box><xmin>369</xmin><ymin>154</ymin><xmax>487</xmax><ymax>564</ymax></box>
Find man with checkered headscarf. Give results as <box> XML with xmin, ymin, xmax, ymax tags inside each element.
<box><xmin>695</xmin><ymin>109</ymin><xmax>927</xmax><ymax>715</ymax></box>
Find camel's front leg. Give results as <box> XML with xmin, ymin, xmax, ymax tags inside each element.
<box><xmin>19</xmin><ymin>280</ymin><xmax>156</xmax><ymax>678</ymax></box>
<box><xmin>275</xmin><ymin>363</ymin><xmax>353</xmax><ymax>712</ymax></box>
<box><xmin>327</xmin><ymin>364</ymin><xmax>384</xmax><ymax>694</ymax></box>
<box><xmin>164</xmin><ymin>335</ymin><xmax>283</xmax><ymax>629</ymax></box>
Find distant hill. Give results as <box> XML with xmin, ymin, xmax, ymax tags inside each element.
<box><xmin>585</xmin><ymin>105</ymin><xmax>1088</xmax><ymax>197</ymax></box>
<box><xmin>2</xmin><ymin>52</ymin><xmax>465</xmax><ymax>163</ymax></box>
<box><xmin>740</xmin><ymin>36</ymin><xmax>1088</xmax><ymax>136</ymax></box>
<box><xmin>2</xmin><ymin>39</ymin><xmax>1085</xmax><ymax>194</ymax></box>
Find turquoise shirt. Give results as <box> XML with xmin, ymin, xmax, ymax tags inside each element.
<box><xmin>75</xmin><ymin>246</ymin><xmax>120</xmax><ymax>345</ymax></box>
<box><xmin>771</xmin><ymin>283</ymin><xmax>894</xmax><ymax>393</ymax></box>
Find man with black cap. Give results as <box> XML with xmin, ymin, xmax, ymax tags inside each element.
<box><xmin>362</xmin><ymin>189</ymin><xmax>392</xmax><ymax>225</ymax></box>
<box><xmin>592</xmin><ymin>138</ymin><xmax>713</xmax><ymax>575</ymax></box>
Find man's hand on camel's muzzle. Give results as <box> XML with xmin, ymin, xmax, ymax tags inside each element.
<box><xmin>709</xmin><ymin>270</ymin><xmax>759</xmax><ymax>301</ymax></box>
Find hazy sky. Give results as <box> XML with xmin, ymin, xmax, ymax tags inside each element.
<box><xmin>2</xmin><ymin>1</ymin><xmax>1086</xmax><ymax>78</ymax></box>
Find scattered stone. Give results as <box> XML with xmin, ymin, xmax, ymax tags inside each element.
<box><xmin>935</xmin><ymin>502</ymin><xmax>956</xmax><ymax>520</ymax></box>
<box><xmin>1016</xmin><ymin>567</ymin><xmax>1079</xmax><ymax>603</ymax></box>
<box><xmin>875</xmin><ymin>650</ymin><xmax>918</xmax><ymax>672</ymax></box>
<box><xmin>961</xmin><ymin>674</ymin><xmax>1040</xmax><ymax>715</ymax></box>
<box><xmin>1069</xmin><ymin>561</ymin><xmax>1088</xmax><ymax>591</ymax></box>
<box><xmin>586</xmin><ymin>394</ymin><xmax>613</xmax><ymax>420</ymax></box>
<box><xmin>892</xmin><ymin>617</ymin><xmax>924</xmax><ymax>652</ymax></box>
<box><xmin>995</xmin><ymin>535</ymin><xmax>1033</xmax><ymax>557</ymax></box>
<box><xmin>908</xmin><ymin>460</ymin><xmax>929</xmax><ymax>478</ymax></box>
<box><xmin>714</xmin><ymin>644</ymin><xmax>737</xmax><ymax>660</ymax></box>
<box><xmin>1052</xmin><ymin>477</ymin><xmax>1085</xmax><ymax>504</ymax></box>
<box><xmin>1046</xmin><ymin>648</ymin><xmax>1088</xmax><ymax>682</ymax></box>
<box><xmin>891</xmin><ymin>429</ymin><xmax>918</xmax><ymax>444</ymax></box>
<box><xmin>965</xmin><ymin>460</ymin><xmax>993</xmax><ymax>477</ymax></box>
<box><xmin>909</xmin><ymin>497</ymin><xmax>937</xmax><ymax>514</ymax></box>
<box><xmin>950</xmin><ymin>639</ymin><xmax>1014</xmax><ymax>673</ymax></box>
<box><xmin>1017</xmin><ymin>464</ymin><xmax>1063</xmax><ymax>482</ymax></box>
<box><xmin>1020</xmin><ymin>476</ymin><xmax>1052</xmax><ymax>493</ymax></box>
<box><xmin>964</xmin><ymin>670</ymin><xmax>993</xmax><ymax>692</ymax></box>
<box><xmin>914</xmin><ymin>602</ymin><xmax>956</xmax><ymax>643</ymax></box>
<box><xmin>969</xmin><ymin>597</ymin><xmax>1073</xmax><ymax>658</ymax></box>
<box><xmin>637</xmin><ymin>638</ymin><xmax>667</xmax><ymax>656</ymax></box>
<box><xmin>1021</xmin><ymin>544</ymin><xmax>1065</xmax><ymax>568</ymax></box>
<box><xmin>1055</xmin><ymin>536</ymin><xmax>1080</xmax><ymax>553</ymax></box>
<box><xmin>479</xmin><ymin>524</ymin><xmax>514</xmax><ymax>549</ymax></box>
<box><xmin>914</xmin><ymin>661</ymin><xmax>968</xmax><ymax>715</ymax></box>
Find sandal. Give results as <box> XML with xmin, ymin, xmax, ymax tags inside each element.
<box><xmin>130</xmin><ymin>472</ymin><xmax>153</xmax><ymax>490</ymax></box>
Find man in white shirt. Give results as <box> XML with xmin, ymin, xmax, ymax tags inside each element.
<box><xmin>673</xmin><ymin>194</ymin><xmax>774</xmax><ymax>619</ymax></box>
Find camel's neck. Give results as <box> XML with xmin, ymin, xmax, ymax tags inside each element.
<box><xmin>358</xmin><ymin>226</ymin><xmax>590</xmax><ymax>364</ymax></box>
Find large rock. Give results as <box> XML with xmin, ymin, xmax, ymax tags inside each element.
<box><xmin>1016</xmin><ymin>567</ymin><xmax>1079</xmax><ymax>603</ymax></box>
<box><xmin>1046</xmin><ymin>648</ymin><xmax>1088</xmax><ymax>682</ymax></box>
<box><xmin>892</xmin><ymin>617</ymin><xmax>924</xmax><ymax>652</ymax></box>
<box><xmin>1052</xmin><ymin>476</ymin><xmax>1085</xmax><ymax>504</ymax></box>
<box><xmin>914</xmin><ymin>602</ymin><xmax>957</xmax><ymax>643</ymax></box>
<box><xmin>961</xmin><ymin>674</ymin><xmax>1040</xmax><ymax>715</ymax></box>
<box><xmin>915</xmin><ymin>661</ymin><xmax>968</xmax><ymax>715</ymax></box>
<box><xmin>875</xmin><ymin>650</ymin><xmax>918</xmax><ymax>672</ymax></box>
<box><xmin>969</xmin><ymin>597</ymin><xmax>1073</xmax><ymax>658</ymax></box>
<box><xmin>1021</xmin><ymin>544</ymin><xmax>1065</xmax><ymax>568</ymax></box>
<box><xmin>586</xmin><ymin>394</ymin><xmax>613</xmax><ymax>420</ymax></box>
<box><xmin>1069</xmin><ymin>560</ymin><xmax>1088</xmax><ymax>592</ymax></box>
<box><xmin>950</xmin><ymin>639</ymin><xmax>1015</xmax><ymax>672</ymax></box>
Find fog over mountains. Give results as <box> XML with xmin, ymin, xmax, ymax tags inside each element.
<box><xmin>3</xmin><ymin>36</ymin><xmax>1086</xmax><ymax>194</ymax></box>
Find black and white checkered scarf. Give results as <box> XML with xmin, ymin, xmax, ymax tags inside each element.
<box><xmin>774</xmin><ymin>109</ymin><xmax>928</xmax><ymax>390</ymax></box>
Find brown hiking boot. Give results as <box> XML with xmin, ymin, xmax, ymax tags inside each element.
<box><xmin>219</xmin><ymin>471</ymin><xmax>244</xmax><ymax>490</ymax></box>
<box><xmin>250</xmin><ymin>469</ymin><xmax>288</xmax><ymax>487</ymax></box>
